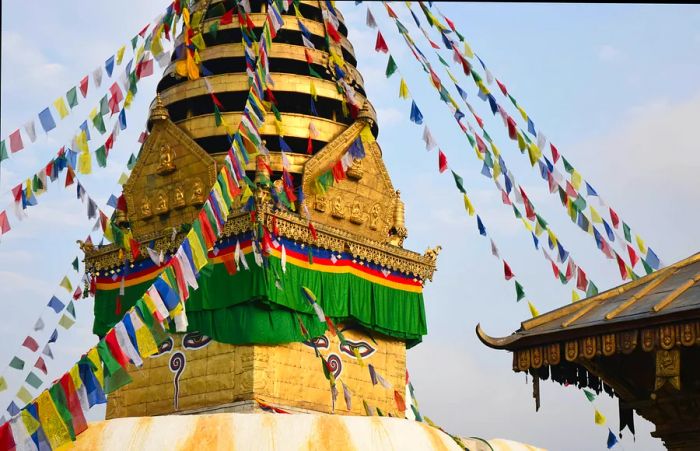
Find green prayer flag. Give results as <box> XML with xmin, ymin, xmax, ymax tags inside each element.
<box><xmin>66</xmin><ymin>87</ymin><xmax>78</xmax><ymax>108</ymax></box>
<box><xmin>562</xmin><ymin>157</ymin><xmax>574</xmax><ymax>174</ymax></box>
<box><xmin>49</xmin><ymin>383</ymin><xmax>75</xmax><ymax>439</ymax></box>
<box><xmin>437</xmin><ymin>54</ymin><xmax>449</xmax><ymax>67</ymax></box>
<box><xmin>536</xmin><ymin>214</ymin><xmax>548</xmax><ymax>229</ymax></box>
<box><xmin>209</xmin><ymin>21</ymin><xmax>220</xmax><ymax>39</ymax></box>
<box><xmin>630</xmin><ymin>271</ymin><xmax>640</xmax><ymax>281</ymax></box>
<box><xmin>451</xmin><ymin>170</ymin><xmax>466</xmax><ymax>194</ymax></box>
<box><xmin>99</xmin><ymin>95</ymin><xmax>110</xmax><ymax>116</ymax></box>
<box><xmin>131</xmin><ymin>35</ymin><xmax>139</xmax><ymax>50</ymax></box>
<box><xmin>214</xmin><ymin>105</ymin><xmax>223</xmax><ymax>126</ymax></box>
<box><xmin>583</xmin><ymin>389</ymin><xmax>596</xmax><ymax>402</ymax></box>
<box><xmin>0</xmin><ymin>140</ymin><xmax>8</xmax><ymax>162</ymax></box>
<box><xmin>33</xmin><ymin>174</ymin><xmax>43</xmax><ymax>191</ymax></box>
<box><xmin>515</xmin><ymin>281</ymin><xmax>525</xmax><ymax>301</ymax></box>
<box><xmin>513</xmin><ymin>205</ymin><xmax>522</xmax><ymax>219</ymax></box>
<box><xmin>308</xmin><ymin>64</ymin><xmax>322</xmax><ymax>79</ymax></box>
<box><xmin>376</xmin><ymin>407</ymin><xmax>385</xmax><ymax>417</ymax></box>
<box><xmin>559</xmin><ymin>272</ymin><xmax>567</xmax><ymax>284</ymax></box>
<box><xmin>67</xmin><ymin>301</ymin><xmax>76</xmax><ymax>317</ymax></box>
<box><xmin>95</xmin><ymin>146</ymin><xmax>107</xmax><ymax>168</ymax></box>
<box><xmin>472</xmin><ymin>70</ymin><xmax>482</xmax><ymax>83</ymax></box>
<box><xmin>623</xmin><ymin>222</ymin><xmax>632</xmax><ymax>242</ymax></box>
<box><xmin>271</xmin><ymin>104</ymin><xmax>282</xmax><ymax>122</ymax></box>
<box><xmin>455</xmin><ymin>30</ymin><xmax>465</xmax><ymax>42</ymax></box>
<box><xmin>586</xmin><ymin>281</ymin><xmax>599</xmax><ymax>297</ymax></box>
<box><xmin>484</xmin><ymin>151</ymin><xmax>493</xmax><ymax>168</ymax></box>
<box><xmin>9</xmin><ymin>357</ymin><xmax>25</xmax><ymax>370</ymax></box>
<box><xmin>385</xmin><ymin>56</ymin><xmax>398</xmax><ymax>77</ymax></box>
<box><xmin>127</xmin><ymin>154</ymin><xmax>137</xmax><ymax>170</ymax></box>
<box><xmin>572</xmin><ymin>196</ymin><xmax>586</xmax><ymax>212</ymax></box>
<box><xmin>72</xmin><ymin>257</ymin><xmax>79</xmax><ymax>272</ymax></box>
<box><xmin>92</xmin><ymin>110</ymin><xmax>106</xmax><ymax>134</ymax></box>
<box><xmin>465</xmin><ymin>133</ymin><xmax>476</xmax><ymax>147</ymax></box>
<box><xmin>25</xmin><ymin>371</ymin><xmax>43</xmax><ymax>389</ymax></box>
<box><xmin>642</xmin><ymin>259</ymin><xmax>653</xmax><ymax>275</ymax></box>
<box><xmin>395</xmin><ymin>20</ymin><xmax>408</xmax><ymax>35</ymax></box>
<box><xmin>482</xmin><ymin>130</ymin><xmax>492</xmax><ymax>143</ymax></box>
<box><xmin>97</xmin><ymin>340</ymin><xmax>132</xmax><ymax>393</ymax></box>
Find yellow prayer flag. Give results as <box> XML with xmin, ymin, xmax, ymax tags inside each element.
<box><xmin>78</xmin><ymin>150</ymin><xmax>92</xmax><ymax>175</ymax></box>
<box><xmin>534</xmin><ymin>220</ymin><xmax>544</xmax><ymax>237</ymax></box>
<box><xmin>527</xmin><ymin>142</ymin><xmax>541</xmax><ymax>166</ymax></box>
<box><xmin>521</xmin><ymin>217</ymin><xmax>533</xmax><ymax>232</ymax></box>
<box><xmin>360</xmin><ymin>125</ymin><xmax>375</xmax><ymax>144</ymax></box>
<box><xmin>59</xmin><ymin>276</ymin><xmax>73</xmax><ymax>292</ymax></box>
<box><xmin>187</xmin><ymin>230</ymin><xmax>209</xmax><ymax>270</ymax></box>
<box><xmin>636</xmin><ymin>235</ymin><xmax>647</xmax><ymax>254</ymax></box>
<box><xmin>463</xmin><ymin>41</ymin><xmax>474</xmax><ymax>58</ymax></box>
<box><xmin>21</xmin><ymin>408</ymin><xmax>40</xmax><ymax>436</ymax></box>
<box><xmin>37</xmin><ymin>390</ymin><xmax>72</xmax><ymax>449</ymax></box>
<box><xmin>77</xmin><ymin>130</ymin><xmax>89</xmax><ymax>153</ymax></box>
<box><xmin>528</xmin><ymin>301</ymin><xmax>539</xmax><ymax>318</ymax></box>
<box><xmin>572</xmin><ymin>290</ymin><xmax>581</xmax><ymax>303</ymax></box>
<box><xmin>492</xmin><ymin>160</ymin><xmax>501</xmax><ymax>179</ymax></box>
<box><xmin>490</xmin><ymin>142</ymin><xmax>501</xmax><ymax>158</ymax></box>
<box><xmin>463</xmin><ymin>194</ymin><xmax>475</xmax><ymax>216</ymax></box>
<box><xmin>590</xmin><ymin>206</ymin><xmax>603</xmax><ymax>223</ymax></box>
<box><xmin>516</xmin><ymin>132</ymin><xmax>527</xmax><ymax>152</ymax></box>
<box><xmin>571</xmin><ymin>170</ymin><xmax>582</xmax><ymax>190</ymax></box>
<box><xmin>53</xmin><ymin>97</ymin><xmax>70</xmax><ymax>119</ymax></box>
<box><xmin>135</xmin><ymin>323</ymin><xmax>159</xmax><ymax>358</ymax></box>
<box><xmin>474</xmin><ymin>146</ymin><xmax>484</xmax><ymax>161</ymax></box>
<box><xmin>594</xmin><ymin>409</ymin><xmax>606</xmax><ymax>425</ymax></box>
<box><xmin>69</xmin><ymin>364</ymin><xmax>82</xmax><ymax>390</ymax></box>
<box><xmin>118</xmin><ymin>172</ymin><xmax>129</xmax><ymax>185</ymax></box>
<box><xmin>274</xmin><ymin>118</ymin><xmax>284</xmax><ymax>135</ymax></box>
<box><xmin>241</xmin><ymin>183</ymin><xmax>253</xmax><ymax>204</ymax></box>
<box><xmin>446</xmin><ymin>69</ymin><xmax>458</xmax><ymax>84</ymax></box>
<box><xmin>151</xmin><ymin>35</ymin><xmax>164</xmax><ymax>57</ymax></box>
<box><xmin>191</xmin><ymin>10</ymin><xmax>203</xmax><ymax>29</ymax></box>
<box><xmin>183</xmin><ymin>7</ymin><xmax>191</xmax><ymax>26</ymax></box>
<box><xmin>103</xmin><ymin>223</ymin><xmax>115</xmax><ymax>243</ymax></box>
<box><xmin>399</xmin><ymin>78</ymin><xmax>410</xmax><ymax>99</ymax></box>
<box><xmin>192</xmin><ymin>33</ymin><xmax>206</xmax><ymax>51</ymax></box>
<box><xmin>309</xmin><ymin>80</ymin><xmax>317</xmax><ymax>100</ymax></box>
<box><xmin>548</xmin><ymin>229</ymin><xmax>558</xmax><ymax>248</ymax></box>
<box><xmin>175</xmin><ymin>59</ymin><xmax>188</xmax><ymax>77</ymax></box>
<box><xmin>116</xmin><ymin>45</ymin><xmax>126</xmax><ymax>65</ymax></box>
<box><xmin>517</xmin><ymin>105</ymin><xmax>528</xmax><ymax>122</ymax></box>
<box><xmin>124</xmin><ymin>90</ymin><xmax>134</xmax><ymax>109</ymax></box>
<box><xmin>17</xmin><ymin>387</ymin><xmax>33</xmax><ymax>405</ymax></box>
<box><xmin>89</xmin><ymin>107</ymin><xmax>98</xmax><ymax>121</ymax></box>
<box><xmin>87</xmin><ymin>348</ymin><xmax>104</xmax><ymax>388</ymax></box>
<box><xmin>0</xmin><ymin>376</ymin><xmax>6</xmax><ymax>392</ymax></box>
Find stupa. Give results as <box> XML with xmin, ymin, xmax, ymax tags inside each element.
<box><xmin>81</xmin><ymin>0</ymin><xmax>439</xmax><ymax>420</ymax></box>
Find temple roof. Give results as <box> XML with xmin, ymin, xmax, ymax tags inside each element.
<box><xmin>478</xmin><ymin>252</ymin><xmax>700</xmax><ymax>351</ymax></box>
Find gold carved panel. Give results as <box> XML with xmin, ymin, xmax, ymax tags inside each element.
<box><xmin>123</xmin><ymin>115</ymin><xmax>217</xmax><ymax>241</ymax></box>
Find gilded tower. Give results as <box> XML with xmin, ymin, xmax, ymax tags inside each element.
<box><xmin>82</xmin><ymin>0</ymin><xmax>438</xmax><ymax>418</ymax></box>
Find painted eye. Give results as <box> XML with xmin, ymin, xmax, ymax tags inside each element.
<box><xmin>182</xmin><ymin>332</ymin><xmax>212</xmax><ymax>350</ymax></box>
<box><xmin>340</xmin><ymin>340</ymin><xmax>376</xmax><ymax>358</ymax></box>
<box><xmin>303</xmin><ymin>335</ymin><xmax>330</xmax><ymax>350</ymax></box>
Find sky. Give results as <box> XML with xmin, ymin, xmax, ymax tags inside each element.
<box><xmin>2</xmin><ymin>1</ymin><xmax>700</xmax><ymax>450</ymax></box>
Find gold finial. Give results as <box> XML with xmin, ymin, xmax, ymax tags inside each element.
<box><xmin>150</xmin><ymin>94</ymin><xmax>170</xmax><ymax>122</ymax></box>
<box><xmin>389</xmin><ymin>190</ymin><xmax>408</xmax><ymax>247</ymax></box>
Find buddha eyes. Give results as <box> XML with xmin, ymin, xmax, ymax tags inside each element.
<box><xmin>303</xmin><ymin>336</ymin><xmax>330</xmax><ymax>350</ymax></box>
<box><xmin>340</xmin><ymin>340</ymin><xmax>376</xmax><ymax>358</ymax></box>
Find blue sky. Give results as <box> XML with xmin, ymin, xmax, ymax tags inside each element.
<box><xmin>2</xmin><ymin>1</ymin><xmax>700</xmax><ymax>449</ymax></box>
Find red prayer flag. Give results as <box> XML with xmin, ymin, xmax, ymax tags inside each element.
<box><xmin>616</xmin><ymin>253</ymin><xmax>629</xmax><ymax>280</ymax></box>
<box><xmin>551</xmin><ymin>261</ymin><xmax>560</xmax><ymax>279</ymax></box>
<box><xmin>438</xmin><ymin>150</ymin><xmax>448</xmax><ymax>173</ymax></box>
<box><xmin>109</xmin><ymin>82</ymin><xmax>124</xmax><ymax>105</ymax></box>
<box><xmin>73</xmin><ymin>286</ymin><xmax>83</xmax><ymax>300</ymax></box>
<box><xmin>444</xmin><ymin>15</ymin><xmax>457</xmax><ymax>32</ymax></box>
<box><xmin>210</xmin><ymin>93</ymin><xmax>223</xmax><ymax>108</ymax></box>
<box><xmin>565</xmin><ymin>181</ymin><xmax>578</xmax><ymax>198</ymax></box>
<box><xmin>0</xmin><ymin>211</ymin><xmax>10</xmax><ymax>236</ymax></box>
<box><xmin>220</xmin><ymin>9</ymin><xmax>234</xmax><ymax>25</ymax></box>
<box><xmin>35</xmin><ymin>356</ymin><xmax>48</xmax><ymax>375</ymax></box>
<box><xmin>627</xmin><ymin>245</ymin><xmax>639</xmax><ymax>267</ymax></box>
<box><xmin>105</xmin><ymin>329</ymin><xmax>130</xmax><ymax>368</ymax></box>
<box><xmin>79</xmin><ymin>76</ymin><xmax>89</xmax><ymax>97</ymax></box>
<box><xmin>22</xmin><ymin>336</ymin><xmax>39</xmax><ymax>352</ymax></box>
<box><xmin>496</xmin><ymin>79</ymin><xmax>508</xmax><ymax>96</ymax></box>
<box><xmin>550</xmin><ymin>143</ymin><xmax>560</xmax><ymax>164</ymax></box>
<box><xmin>576</xmin><ymin>268</ymin><xmax>588</xmax><ymax>291</ymax></box>
<box><xmin>130</xmin><ymin>238</ymin><xmax>141</xmax><ymax>260</ymax></box>
<box><xmin>566</xmin><ymin>259</ymin><xmax>575</xmax><ymax>281</ymax></box>
<box><xmin>136</xmin><ymin>58</ymin><xmax>154</xmax><ymax>79</ymax></box>
<box><xmin>59</xmin><ymin>373</ymin><xmax>88</xmax><ymax>436</ymax></box>
<box><xmin>304</xmin><ymin>49</ymin><xmax>313</xmax><ymax>64</ymax></box>
<box><xmin>308</xmin><ymin>222</ymin><xmax>318</xmax><ymax>241</ymax></box>
<box><xmin>501</xmin><ymin>190</ymin><xmax>512</xmax><ymax>206</ymax></box>
<box><xmin>326</xmin><ymin>21</ymin><xmax>342</xmax><ymax>43</ymax></box>
<box><xmin>11</xmin><ymin>185</ymin><xmax>23</xmax><ymax>203</ymax></box>
<box><xmin>0</xmin><ymin>423</ymin><xmax>14</xmax><ymax>451</ymax></box>
<box><xmin>609</xmin><ymin>208</ymin><xmax>620</xmax><ymax>229</ymax></box>
<box><xmin>138</xmin><ymin>131</ymin><xmax>148</xmax><ymax>143</ymax></box>
<box><xmin>394</xmin><ymin>390</ymin><xmax>406</xmax><ymax>412</ymax></box>
<box><xmin>9</xmin><ymin>129</ymin><xmax>24</xmax><ymax>153</ymax></box>
<box><xmin>506</xmin><ymin>116</ymin><xmax>517</xmax><ymax>140</ymax></box>
<box><xmin>385</xmin><ymin>3</ymin><xmax>398</xmax><ymax>18</ymax></box>
<box><xmin>428</xmin><ymin>38</ymin><xmax>440</xmax><ymax>49</ymax></box>
<box><xmin>375</xmin><ymin>31</ymin><xmax>389</xmax><ymax>53</ymax></box>
<box><xmin>503</xmin><ymin>261</ymin><xmax>514</xmax><ymax>280</ymax></box>
<box><xmin>307</xmin><ymin>136</ymin><xmax>313</xmax><ymax>154</ymax></box>
<box><xmin>138</xmin><ymin>24</ymin><xmax>150</xmax><ymax>38</ymax></box>
<box><xmin>105</xmin><ymin>133</ymin><xmax>115</xmax><ymax>152</ymax></box>
<box><xmin>221</xmin><ymin>252</ymin><xmax>238</xmax><ymax>275</ymax></box>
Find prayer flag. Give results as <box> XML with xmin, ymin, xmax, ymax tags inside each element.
<box><xmin>409</xmin><ymin>101</ymin><xmax>423</xmax><ymax>124</ymax></box>
<box><xmin>48</xmin><ymin>296</ymin><xmax>65</xmax><ymax>313</ymax></box>
<box><xmin>59</xmin><ymin>314</ymin><xmax>75</xmax><ymax>329</ymax></box>
<box><xmin>375</xmin><ymin>31</ymin><xmax>389</xmax><ymax>53</ymax></box>
<box><xmin>9</xmin><ymin>129</ymin><xmax>24</xmax><ymax>153</ymax></box>
<box><xmin>22</xmin><ymin>336</ymin><xmax>39</xmax><ymax>352</ymax></box>
<box><xmin>503</xmin><ymin>261</ymin><xmax>514</xmax><ymax>280</ymax></box>
<box><xmin>438</xmin><ymin>150</ymin><xmax>448</xmax><ymax>173</ymax></box>
<box><xmin>528</xmin><ymin>301</ymin><xmax>539</xmax><ymax>317</ymax></box>
<box><xmin>24</xmin><ymin>120</ymin><xmax>37</xmax><ymax>143</ymax></box>
<box><xmin>0</xmin><ymin>211</ymin><xmax>10</xmax><ymax>237</ymax></box>
<box><xmin>576</xmin><ymin>268</ymin><xmax>588</xmax><ymax>291</ymax></box>
<box><xmin>39</xmin><ymin>108</ymin><xmax>56</xmax><ymax>132</ymax></box>
<box><xmin>66</xmin><ymin>86</ymin><xmax>78</xmax><ymax>108</ymax></box>
<box><xmin>477</xmin><ymin>215</ymin><xmax>486</xmax><ymax>236</ymax></box>
<box><xmin>594</xmin><ymin>409</ymin><xmax>606</xmax><ymax>425</ymax></box>
<box><xmin>385</xmin><ymin>55</ymin><xmax>397</xmax><ymax>77</ymax></box>
<box><xmin>9</xmin><ymin>357</ymin><xmax>24</xmax><ymax>370</ymax></box>
<box><xmin>515</xmin><ymin>281</ymin><xmax>525</xmax><ymax>301</ymax></box>
<box><xmin>25</xmin><ymin>372</ymin><xmax>43</xmax><ymax>389</ymax></box>
<box><xmin>399</xmin><ymin>78</ymin><xmax>409</xmax><ymax>99</ymax></box>
<box><xmin>54</xmin><ymin>97</ymin><xmax>70</xmax><ymax>119</ymax></box>
<box><xmin>366</xmin><ymin>8</ymin><xmax>377</xmax><ymax>28</ymax></box>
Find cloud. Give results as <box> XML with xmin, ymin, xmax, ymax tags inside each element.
<box><xmin>597</xmin><ymin>44</ymin><xmax>619</xmax><ymax>62</ymax></box>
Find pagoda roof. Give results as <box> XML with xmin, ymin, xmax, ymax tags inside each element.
<box><xmin>477</xmin><ymin>252</ymin><xmax>700</xmax><ymax>352</ymax></box>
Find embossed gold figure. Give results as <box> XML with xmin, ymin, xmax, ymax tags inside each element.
<box><xmin>157</xmin><ymin>144</ymin><xmax>176</xmax><ymax>174</ymax></box>
<box><xmin>140</xmin><ymin>198</ymin><xmax>153</xmax><ymax>218</ymax></box>
<box><xmin>331</xmin><ymin>196</ymin><xmax>345</xmax><ymax>219</ymax></box>
<box><xmin>347</xmin><ymin>159</ymin><xmax>364</xmax><ymax>180</ymax></box>
<box><xmin>174</xmin><ymin>185</ymin><xmax>186</xmax><ymax>208</ymax></box>
<box><xmin>369</xmin><ymin>204</ymin><xmax>381</xmax><ymax>230</ymax></box>
<box><xmin>190</xmin><ymin>179</ymin><xmax>205</xmax><ymax>205</ymax></box>
<box><xmin>350</xmin><ymin>200</ymin><xmax>364</xmax><ymax>224</ymax></box>
<box><xmin>314</xmin><ymin>195</ymin><xmax>327</xmax><ymax>212</ymax></box>
<box><xmin>155</xmin><ymin>191</ymin><xmax>169</xmax><ymax>214</ymax></box>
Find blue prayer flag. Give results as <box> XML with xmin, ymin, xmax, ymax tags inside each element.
<box><xmin>118</xmin><ymin>109</ymin><xmax>127</xmax><ymax>130</ymax></box>
<box><xmin>410</xmin><ymin>101</ymin><xmax>423</xmax><ymax>125</ymax></box>
<box><xmin>107</xmin><ymin>194</ymin><xmax>118</xmax><ymax>208</ymax></box>
<box><xmin>279</xmin><ymin>136</ymin><xmax>292</xmax><ymax>153</ymax></box>
<box><xmin>557</xmin><ymin>242</ymin><xmax>569</xmax><ymax>262</ymax></box>
<box><xmin>38</xmin><ymin>108</ymin><xmax>56</xmax><ymax>132</ymax></box>
<box><xmin>586</xmin><ymin>182</ymin><xmax>598</xmax><ymax>196</ymax></box>
<box><xmin>607</xmin><ymin>429</ymin><xmax>618</xmax><ymax>449</ymax></box>
<box><xmin>153</xmin><ymin>277</ymin><xmax>179</xmax><ymax>311</ymax></box>
<box><xmin>7</xmin><ymin>402</ymin><xmax>19</xmax><ymax>417</ymax></box>
<box><xmin>454</xmin><ymin>109</ymin><xmax>465</xmax><ymax>121</ymax></box>
<box><xmin>455</xmin><ymin>85</ymin><xmax>468</xmax><ymax>102</ymax></box>
<box><xmin>47</xmin><ymin>296</ymin><xmax>64</xmax><ymax>313</ymax></box>
<box><xmin>66</xmin><ymin>149</ymin><xmax>78</xmax><ymax>169</ymax></box>
<box><xmin>532</xmin><ymin>232</ymin><xmax>539</xmax><ymax>250</ymax></box>
<box><xmin>603</xmin><ymin>220</ymin><xmax>615</xmax><ymax>242</ymax></box>
<box><xmin>105</xmin><ymin>55</ymin><xmax>115</xmax><ymax>77</ymax></box>
<box><xmin>79</xmin><ymin>120</ymin><xmax>91</xmax><ymax>141</ymax></box>
<box><xmin>646</xmin><ymin>248</ymin><xmax>661</xmax><ymax>270</ymax></box>
<box><xmin>487</xmin><ymin>94</ymin><xmax>498</xmax><ymax>115</ymax></box>
<box><xmin>477</xmin><ymin>216</ymin><xmax>486</xmax><ymax>236</ymax></box>
<box><xmin>480</xmin><ymin>163</ymin><xmax>491</xmax><ymax>178</ymax></box>
<box><xmin>544</xmin><ymin>156</ymin><xmax>554</xmax><ymax>173</ymax></box>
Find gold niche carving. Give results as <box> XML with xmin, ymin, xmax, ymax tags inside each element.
<box><xmin>157</xmin><ymin>144</ymin><xmax>176</xmax><ymax>175</ymax></box>
<box><xmin>655</xmin><ymin>349</ymin><xmax>681</xmax><ymax>391</ymax></box>
<box><xmin>155</xmin><ymin>190</ymin><xmax>169</xmax><ymax>215</ymax></box>
<box><xmin>346</xmin><ymin>159</ymin><xmax>364</xmax><ymax>180</ymax></box>
<box><xmin>331</xmin><ymin>196</ymin><xmax>345</xmax><ymax>219</ymax></box>
<box><xmin>314</xmin><ymin>195</ymin><xmax>327</xmax><ymax>213</ymax></box>
<box><xmin>190</xmin><ymin>179</ymin><xmax>205</xmax><ymax>206</ymax></box>
<box><xmin>349</xmin><ymin>200</ymin><xmax>364</xmax><ymax>224</ymax></box>
<box><xmin>140</xmin><ymin>198</ymin><xmax>153</xmax><ymax>219</ymax></box>
<box><xmin>369</xmin><ymin>204</ymin><xmax>381</xmax><ymax>230</ymax></box>
<box><xmin>174</xmin><ymin>185</ymin><xmax>186</xmax><ymax>209</ymax></box>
